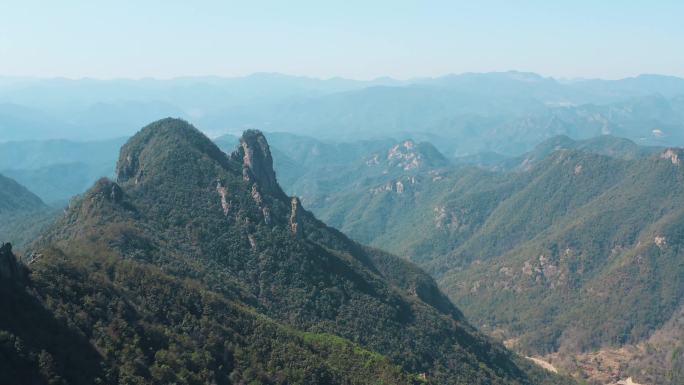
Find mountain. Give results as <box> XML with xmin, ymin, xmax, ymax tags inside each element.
<box><xmin>0</xmin><ymin>74</ymin><xmax>400</xmax><ymax>141</ymax></box>
<box><xmin>491</xmin><ymin>135</ymin><xmax>662</xmax><ymax>171</ymax></box>
<box><xmin>2</xmin><ymin>73</ymin><xmax>684</xmax><ymax>154</ymax></box>
<box><xmin>0</xmin><ymin>173</ymin><xmax>45</xmax><ymax>214</ymax></box>
<box><xmin>487</xmin><ymin>94</ymin><xmax>684</xmax><ymax>155</ymax></box>
<box><xmin>2</xmin><ymin>163</ymin><xmax>111</xmax><ymax>206</ymax></box>
<box><xmin>0</xmin><ymin>138</ymin><xmax>126</xmax><ymax>170</ymax></box>
<box><xmin>436</xmin><ymin>149</ymin><xmax>684</xmax><ymax>347</ymax></box>
<box><xmin>0</xmin><ymin>137</ymin><xmax>126</xmax><ymax>205</ymax></box>
<box><xmin>567</xmin><ymin>74</ymin><xmax>684</xmax><ymax>101</ymax></box>
<box><xmin>265</xmin><ymin>135</ymin><xmax>449</xmax><ymax>210</ymax></box>
<box><xmin>298</xmin><ymin>136</ymin><xmax>684</xmax><ymax>383</ymax></box>
<box><xmin>0</xmin><ymin>103</ymin><xmax>76</xmax><ymax>141</ymax></box>
<box><xmin>2</xmin><ymin>118</ymin><xmax>572</xmax><ymax>385</ymax></box>
<box><xmin>197</xmin><ymin>76</ymin><xmax>684</xmax><ymax>155</ymax></box>
<box><xmin>0</xmin><ymin>174</ymin><xmax>57</xmax><ymax>248</ymax></box>
<box><xmin>0</xmin><ymin>240</ymin><xmax>414</xmax><ymax>385</ymax></box>
<box><xmin>215</xmin><ymin>132</ymin><xmax>400</xmax><ymax>206</ymax></box>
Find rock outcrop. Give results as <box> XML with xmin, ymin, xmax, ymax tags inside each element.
<box><xmin>91</xmin><ymin>178</ymin><xmax>124</xmax><ymax>203</ymax></box>
<box><xmin>660</xmin><ymin>148</ymin><xmax>682</xmax><ymax>165</ymax></box>
<box><xmin>216</xmin><ymin>180</ymin><xmax>231</xmax><ymax>215</ymax></box>
<box><xmin>289</xmin><ymin>197</ymin><xmax>303</xmax><ymax>237</ymax></box>
<box><xmin>233</xmin><ymin>130</ymin><xmax>281</xmax><ymax>194</ymax></box>
<box><xmin>380</xmin><ymin>140</ymin><xmax>448</xmax><ymax>171</ymax></box>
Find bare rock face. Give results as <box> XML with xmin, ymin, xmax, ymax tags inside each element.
<box><xmin>0</xmin><ymin>243</ymin><xmax>24</xmax><ymax>283</ymax></box>
<box><xmin>95</xmin><ymin>178</ymin><xmax>123</xmax><ymax>202</ymax></box>
<box><xmin>234</xmin><ymin>130</ymin><xmax>280</xmax><ymax>194</ymax></box>
<box><xmin>90</xmin><ymin>178</ymin><xmax>124</xmax><ymax>203</ymax></box>
<box><xmin>387</xmin><ymin>140</ymin><xmax>423</xmax><ymax>170</ymax></box>
<box><xmin>117</xmin><ymin>153</ymin><xmax>140</xmax><ymax>183</ymax></box>
<box><xmin>216</xmin><ymin>180</ymin><xmax>231</xmax><ymax>216</ymax></box>
<box><xmin>661</xmin><ymin>148</ymin><xmax>682</xmax><ymax>165</ymax></box>
<box><xmin>371</xmin><ymin>140</ymin><xmax>447</xmax><ymax>171</ymax></box>
<box><xmin>289</xmin><ymin>197</ymin><xmax>303</xmax><ymax>237</ymax></box>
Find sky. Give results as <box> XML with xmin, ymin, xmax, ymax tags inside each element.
<box><xmin>1</xmin><ymin>0</ymin><xmax>683</xmax><ymax>80</ymax></box>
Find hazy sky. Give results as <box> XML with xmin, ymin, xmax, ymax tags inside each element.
<box><xmin>1</xmin><ymin>0</ymin><xmax>683</xmax><ymax>80</ymax></box>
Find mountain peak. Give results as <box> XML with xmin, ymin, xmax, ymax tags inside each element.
<box><xmin>232</xmin><ymin>129</ymin><xmax>282</xmax><ymax>195</ymax></box>
<box><xmin>115</xmin><ymin>118</ymin><xmax>229</xmax><ymax>185</ymax></box>
<box><xmin>369</xmin><ymin>139</ymin><xmax>447</xmax><ymax>171</ymax></box>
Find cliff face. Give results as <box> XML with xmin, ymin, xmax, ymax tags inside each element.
<box><xmin>289</xmin><ymin>196</ymin><xmax>303</xmax><ymax>237</ymax></box>
<box><xmin>232</xmin><ymin>129</ymin><xmax>283</xmax><ymax>196</ymax></box>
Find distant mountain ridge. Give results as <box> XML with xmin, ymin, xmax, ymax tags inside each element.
<box><xmin>0</xmin><ymin>173</ymin><xmax>57</xmax><ymax>250</ymax></box>
<box><xmin>0</xmin><ymin>137</ymin><xmax>126</xmax><ymax>205</ymax></box>
<box><xmin>478</xmin><ymin>135</ymin><xmax>663</xmax><ymax>171</ymax></box>
<box><xmin>2</xmin><ymin>72</ymin><xmax>684</xmax><ymax>155</ymax></box>
<box><xmin>0</xmin><ymin>173</ymin><xmax>45</xmax><ymax>214</ymax></box>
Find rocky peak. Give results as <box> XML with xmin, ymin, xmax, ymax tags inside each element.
<box><xmin>387</xmin><ymin>140</ymin><xmax>421</xmax><ymax>170</ymax></box>
<box><xmin>370</xmin><ymin>140</ymin><xmax>447</xmax><ymax>171</ymax></box>
<box><xmin>232</xmin><ymin>129</ymin><xmax>281</xmax><ymax>194</ymax></box>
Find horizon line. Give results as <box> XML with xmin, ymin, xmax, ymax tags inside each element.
<box><xmin>1</xmin><ymin>70</ymin><xmax>682</xmax><ymax>83</ymax></box>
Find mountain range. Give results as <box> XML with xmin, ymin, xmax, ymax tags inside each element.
<box><xmin>2</xmin><ymin>72</ymin><xmax>684</xmax><ymax>157</ymax></box>
<box><xmin>0</xmin><ymin>137</ymin><xmax>126</xmax><ymax>206</ymax></box>
<box><xmin>292</xmin><ymin>134</ymin><xmax>684</xmax><ymax>384</ymax></box>
<box><xmin>0</xmin><ymin>119</ymin><xmax>572</xmax><ymax>385</ymax></box>
<box><xmin>0</xmin><ymin>90</ymin><xmax>684</xmax><ymax>383</ymax></box>
<box><xmin>3</xmin><ymin>113</ymin><xmax>684</xmax><ymax>383</ymax></box>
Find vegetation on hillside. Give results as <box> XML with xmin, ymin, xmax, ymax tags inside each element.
<box><xmin>0</xmin><ymin>173</ymin><xmax>58</xmax><ymax>249</ymax></box>
<box><xmin>304</xmin><ymin>135</ymin><xmax>684</xmax><ymax>382</ymax></box>
<box><xmin>1</xmin><ymin>118</ymin><xmax>573</xmax><ymax>385</ymax></box>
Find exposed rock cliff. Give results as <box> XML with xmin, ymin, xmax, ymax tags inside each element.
<box><xmin>367</xmin><ymin>140</ymin><xmax>448</xmax><ymax>171</ymax></box>
<box><xmin>289</xmin><ymin>197</ymin><xmax>303</xmax><ymax>237</ymax></box>
<box><xmin>232</xmin><ymin>129</ymin><xmax>282</xmax><ymax>195</ymax></box>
